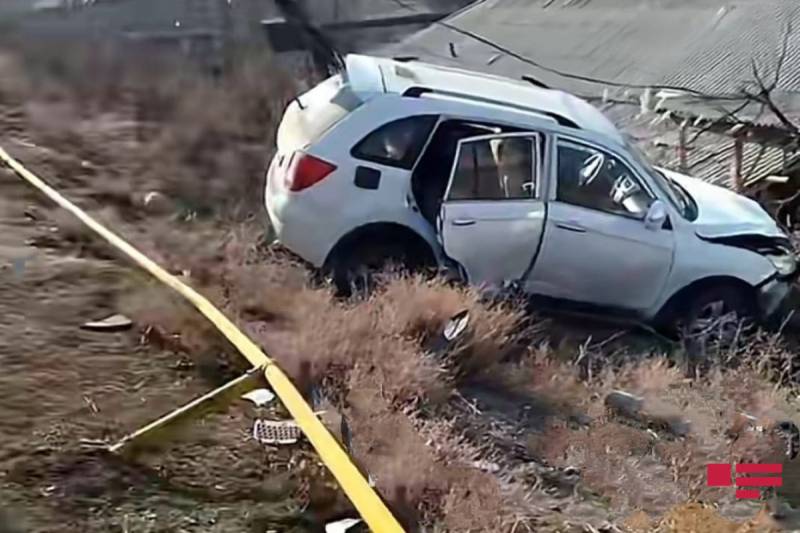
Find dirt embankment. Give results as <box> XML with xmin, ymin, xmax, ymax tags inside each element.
<box><xmin>2</xmin><ymin>40</ymin><xmax>800</xmax><ymax>532</ymax></box>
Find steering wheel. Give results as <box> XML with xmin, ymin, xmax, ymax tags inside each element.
<box><xmin>611</xmin><ymin>175</ymin><xmax>639</xmax><ymax>204</ymax></box>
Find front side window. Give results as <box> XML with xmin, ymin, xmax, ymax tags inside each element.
<box><xmin>351</xmin><ymin>115</ymin><xmax>438</xmax><ymax>169</ymax></box>
<box><xmin>448</xmin><ymin>136</ymin><xmax>536</xmax><ymax>201</ymax></box>
<box><xmin>556</xmin><ymin>140</ymin><xmax>653</xmax><ymax>218</ymax></box>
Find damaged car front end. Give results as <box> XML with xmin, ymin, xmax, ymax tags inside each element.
<box><xmin>701</xmin><ymin>233</ymin><xmax>799</xmax><ymax>323</ymax></box>
<box><xmin>662</xmin><ymin>168</ymin><xmax>799</xmax><ymax>326</ymax></box>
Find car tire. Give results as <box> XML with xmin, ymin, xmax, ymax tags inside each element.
<box><xmin>679</xmin><ymin>285</ymin><xmax>755</xmax><ymax>344</ymax></box>
<box><xmin>329</xmin><ymin>242</ymin><xmax>420</xmax><ymax>298</ymax></box>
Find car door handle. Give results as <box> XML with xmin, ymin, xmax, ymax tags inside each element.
<box><xmin>452</xmin><ymin>218</ymin><xmax>476</xmax><ymax>226</ymax></box>
<box><xmin>555</xmin><ymin>221</ymin><xmax>587</xmax><ymax>233</ymax></box>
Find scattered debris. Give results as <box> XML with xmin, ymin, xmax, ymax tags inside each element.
<box><xmin>727</xmin><ymin>412</ymin><xmax>760</xmax><ymax>439</ymax></box>
<box><xmin>141</xmin><ymin>191</ymin><xmax>174</xmax><ymax>215</ymax></box>
<box><xmin>78</xmin><ymin>438</ymin><xmax>109</xmax><ymax>450</ymax></box>
<box><xmin>23</xmin><ymin>206</ymin><xmax>39</xmax><ymax>221</ymax></box>
<box><xmin>240</xmin><ymin>388</ymin><xmax>276</xmax><ymax>407</ymax></box>
<box><xmin>774</xmin><ymin>420</ymin><xmax>800</xmax><ymax>459</ymax></box>
<box><xmin>428</xmin><ymin>309</ymin><xmax>471</xmax><ymax>356</ymax></box>
<box><xmin>471</xmin><ymin>459</ymin><xmax>501</xmax><ymax>473</ymax></box>
<box><xmin>83</xmin><ymin>395</ymin><xmax>99</xmax><ymax>414</ymax></box>
<box><xmin>252</xmin><ymin>419</ymin><xmax>302</xmax><ymax>445</ymax></box>
<box><xmin>11</xmin><ymin>252</ymin><xmax>34</xmax><ymax>277</ymax></box>
<box><xmin>443</xmin><ymin>310</ymin><xmax>470</xmax><ymax>342</ymax></box>
<box><xmin>604</xmin><ymin>390</ymin><xmax>690</xmax><ymax>437</ymax></box>
<box><xmin>81</xmin><ymin>313</ymin><xmax>133</xmax><ymax>332</ymax></box>
<box><xmin>324</xmin><ymin>518</ymin><xmax>362</xmax><ymax>533</ymax></box>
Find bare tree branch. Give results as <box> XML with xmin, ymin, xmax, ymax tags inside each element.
<box><xmin>684</xmin><ymin>100</ymin><xmax>751</xmax><ymax>144</ymax></box>
<box><xmin>737</xmin><ymin>23</ymin><xmax>800</xmax><ymax>135</ymax></box>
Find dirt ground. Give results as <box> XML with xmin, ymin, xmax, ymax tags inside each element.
<box><xmin>0</xmin><ymin>166</ymin><xmax>348</xmax><ymax>532</ymax></box>
<box><xmin>4</xmin><ymin>41</ymin><xmax>800</xmax><ymax>532</ymax></box>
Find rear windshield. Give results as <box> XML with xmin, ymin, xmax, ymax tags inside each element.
<box><xmin>276</xmin><ymin>74</ymin><xmax>363</xmax><ymax>152</ymax></box>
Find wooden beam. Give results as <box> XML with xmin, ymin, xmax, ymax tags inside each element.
<box><xmin>678</xmin><ymin>119</ymin><xmax>689</xmax><ymax>173</ymax></box>
<box><xmin>732</xmin><ymin>135</ymin><xmax>744</xmax><ymax>192</ymax></box>
<box><xmin>110</xmin><ymin>367</ymin><xmax>266</xmax><ymax>458</ymax></box>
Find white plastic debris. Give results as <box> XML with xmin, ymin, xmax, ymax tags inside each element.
<box><xmin>81</xmin><ymin>314</ymin><xmax>133</xmax><ymax>332</ymax></box>
<box><xmin>443</xmin><ymin>310</ymin><xmax>470</xmax><ymax>341</ymax></box>
<box><xmin>470</xmin><ymin>459</ymin><xmax>500</xmax><ymax>473</ymax></box>
<box><xmin>252</xmin><ymin>419</ymin><xmax>302</xmax><ymax>445</ymax></box>
<box><xmin>325</xmin><ymin>518</ymin><xmax>362</xmax><ymax>533</ymax></box>
<box><xmin>241</xmin><ymin>388</ymin><xmax>276</xmax><ymax>407</ymax></box>
<box><xmin>142</xmin><ymin>191</ymin><xmax>174</xmax><ymax>215</ymax></box>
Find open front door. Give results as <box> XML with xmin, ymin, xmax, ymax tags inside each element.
<box><xmin>438</xmin><ymin>132</ymin><xmax>546</xmax><ymax>286</ymax></box>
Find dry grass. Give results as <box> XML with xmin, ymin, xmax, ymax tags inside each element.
<box><xmin>1</xmin><ymin>37</ymin><xmax>296</xmax><ymax>222</ymax></box>
<box><xmin>6</xmin><ymin>36</ymin><xmax>800</xmax><ymax>531</ymax></box>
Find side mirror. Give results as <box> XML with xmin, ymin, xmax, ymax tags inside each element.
<box><xmin>644</xmin><ymin>200</ymin><xmax>668</xmax><ymax>230</ymax></box>
<box><xmin>579</xmin><ymin>153</ymin><xmax>605</xmax><ymax>186</ymax></box>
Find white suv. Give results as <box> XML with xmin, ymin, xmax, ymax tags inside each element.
<box><xmin>266</xmin><ymin>54</ymin><xmax>797</xmax><ymax>332</ymax></box>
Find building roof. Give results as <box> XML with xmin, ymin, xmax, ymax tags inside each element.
<box><xmin>597</xmin><ymin>100</ymin><xmax>799</xmax><ymax>187</ymax></box>
<box><xmin>384</xmin><ymin>0</ymin><xmax>800</xmax><ymax>130</ymax></box>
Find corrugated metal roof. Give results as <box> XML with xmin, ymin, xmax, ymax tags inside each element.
<box><xmin>385</xmin><ymin>0</ymin><xmax>800</xmax><ymax>127</ymax></box>
<box><xmin>667</xmin><ymin>137</ymin><xmax>789</xmax><ymax>187</ymax></box>
<box><xmin>589</xmin><ymin>101</ymin><xmax>795</xmax><ymax>186</ymax></box>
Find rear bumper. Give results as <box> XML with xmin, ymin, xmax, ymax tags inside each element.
<box><xmin>265</xmin><ymin>158</ymin><xmax>340</xmax><ymax>268</ymax></box>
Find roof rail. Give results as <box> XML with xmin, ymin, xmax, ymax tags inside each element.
<box><xmin>521</xmin><ymin>75</ymin><xmax>550</xmax><ymax>89</ymax></box>
<box><xmin>401</xmin><ymin>86</ymin><xmax>579</xmax><ymax>129</ymax></box>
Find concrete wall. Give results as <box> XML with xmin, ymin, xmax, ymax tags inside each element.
<box><xmin>19</xmin><ymin>0</ymin><xmax>227</xmax><ymax>37</ymax></box>
<box><xmin>10</xmin><ymin>0</ymin><xmax>473</xmax><ymax>71</ymax></box>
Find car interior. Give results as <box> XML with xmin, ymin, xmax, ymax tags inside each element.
<box><xmin>411</xmin><ymin>119</ymin><xmax>523</xmax><ymax>225</ymax></box>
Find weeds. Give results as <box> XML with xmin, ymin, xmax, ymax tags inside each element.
<box><xmin>5</xmin><ymin>36</ymin><xmax>800</xmax><ymax>531</ymax></box>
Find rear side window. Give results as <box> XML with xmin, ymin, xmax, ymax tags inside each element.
<box><xmin>351</xmin><ymin>115</ymin><xmax>438</xmax><ymax>170</ymax></box>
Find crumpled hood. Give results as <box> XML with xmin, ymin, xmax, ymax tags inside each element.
<box><xmin>658</xmin><ymin>168</ymin><xmax>786</xmax><ymax>240</ymax></box>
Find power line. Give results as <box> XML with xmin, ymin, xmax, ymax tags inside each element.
<box><xmin>387</xmin><ymin>0</ymin><xmax>735</xmax><ymax>99</ymax></box>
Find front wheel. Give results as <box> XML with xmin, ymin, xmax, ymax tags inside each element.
<box><xmin>680</xmin><ymin>286</ymin><xmax>755</xmax><ymax>346</ymax></box>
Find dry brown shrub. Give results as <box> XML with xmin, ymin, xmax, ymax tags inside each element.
<box><xmin>627</xmin><ymin>358</ymin><xmax>683</xmax><ymax>394</ymax></box>
<box><xmin>19</xmin><ymin>40</ymin><xmax>800</xmax><ymax>525</ymax></box>
<box><xmin>376</xmin><ymin>277</ymin><xmax>530</xmax><ymax>383</ymax></box>
<box><xmin>345</xmin><ymin>381</ymin><xmax>515</xmax><ymax>531</ymax></box>
<box><xmin>345</xmin><ymin>385</ymin><xmax>446</xmax><ymax>528</ymax></box>
<box><xmin>0</xmin><ymin>51</ymin><xmax>31</xmax><ymax>105</ymax></box>
<box><xmin>492</xmin><ymin>346</ymin><xmax>589</xmax><ymax>418</ymax></box>
<box><xmin>132</xmin><ymin>51</ymin><xmax>295</xmax><ymax>217</ymax></box>
<box><xmin>376</xmin><ymin>275</ymin><xmax>468</xmax><ymax>341</ymax></box>
<box><xmin>117</xmin><ymin>279</ymin><xmax>244</xmax><ymax>383</ymax></box>
<box><xmin>43</xmin><ymin>207</ymin><xmax>121</xmax><ymax>260</ymax></box>
<box><xmin>5</xmin><ymin>38</ymin><xmax>295</xmax><ymax>221</ymax></box>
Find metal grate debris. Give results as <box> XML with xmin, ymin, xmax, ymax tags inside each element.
<box><xmin>252</xmin><ymin>419</ymin><xmax>303</xmax><ymax>445</ymax></box>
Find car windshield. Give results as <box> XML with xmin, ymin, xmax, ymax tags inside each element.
<box><xmin>624</xmin><ymin>138</ymin><xmax>697</xmax><ymax>221</ymax></box>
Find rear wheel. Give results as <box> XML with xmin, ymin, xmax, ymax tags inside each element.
<box><xmin>328</xmin><ymin>241</ymin><xmax>431</xmax><ymax>298</ymax></box>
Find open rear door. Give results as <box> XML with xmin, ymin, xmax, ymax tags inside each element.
<box><xmin>438</xmin><ymin>132</ymin><xmax>546</xmax><ymax>286</ymax></box>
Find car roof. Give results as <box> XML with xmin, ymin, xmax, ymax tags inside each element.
<box><xmin>344</xmin><ymin>54</ymin><xmax>624</xmax><ymax>144</ymax></box>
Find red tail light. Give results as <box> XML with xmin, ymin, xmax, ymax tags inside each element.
<box><xmin>287</xmin><ymin>152</ymin><xmax>337</xmax><ymax>191</ymax></box>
